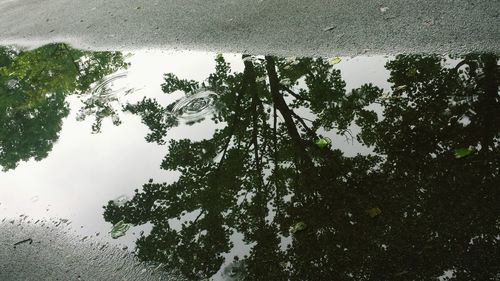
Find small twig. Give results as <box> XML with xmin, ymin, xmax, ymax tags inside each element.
<box><xmin>13</xmin><ymin>238</ymin><xmax>33</xmax><ymax>247</ymax></box>
<box><xmin>193</xmin><ymin>210</ymin><xmax>205</xmax><ymax>224</ymax></box>
<box><xmin>290</xmin><ymin>110</ymin><xmax>317</xmax><ymax>139</ymax></box>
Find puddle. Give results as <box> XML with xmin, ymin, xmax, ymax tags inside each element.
<box><xmin>1</xmin><ymin>44</ymin><xmax>499</xmax><ymax>280</ymax></box>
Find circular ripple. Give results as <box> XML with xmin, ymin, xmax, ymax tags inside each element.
<box><xmin>89</xmin><ymin>72</ymin><xmax>135</xmax><ymax>98</ymax></box>
<box><xmin>112</xmin><ymin>195</ymin><xmax>129</xmax><ymax>207</ymax></box>
<box><xmin>171</xmin><ymin>89</ymin><xmax>219</xmax><ymax>123</ymax></box>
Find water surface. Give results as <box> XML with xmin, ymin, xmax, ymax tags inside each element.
<box><xmin>1</xmin><ymin>44</ymin><xmax>499</xmax><ymax>280</ymax></box>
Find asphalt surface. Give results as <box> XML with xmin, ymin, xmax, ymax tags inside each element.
<box><xmin>0</xmin><ymin>0</ymin><xmax>499</xmax><ymax>56</ymax></box>
<box><xmin>0</xmin><ymin>220</ymin><xmax>184</xmax><ymax>281</ymax></box>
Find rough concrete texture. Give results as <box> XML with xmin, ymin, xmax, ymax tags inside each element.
<box><xmin>0</xmin><ymin>220</ymin><xmax>185</xmax><ymax>281</ymax></box>
<box><xmin>0</xmin><ymin>0</ymin><xmax>499</xmax><ymax>56</ymax></box>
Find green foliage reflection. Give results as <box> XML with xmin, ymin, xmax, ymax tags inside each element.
<box><xmin>104</xmin><ymin>53</ymin><xmax>499</xmax><ymax>280</ymax></box>
<box><xmin>0</xmin><ymin>43</ymin><xmax>128</xmax><ymax>171</ymax></box>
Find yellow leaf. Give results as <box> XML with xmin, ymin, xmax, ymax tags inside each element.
<box><xmin>328</xmin><ymin>57</ymin><xmax>341</xmax><ymax>65</ymax></box>
<box><xmin>366</xmin><ymin>207</ymin><xmax>382</xmax><ymax>218</ymax></box>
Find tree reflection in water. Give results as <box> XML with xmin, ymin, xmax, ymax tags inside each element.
<box><xmin>0</xmin><ymin>43</ymin><xmax>128</xmax><ymax>170</ymax></box>
<box><xmin>103</xmin><ymin>53</ymin><xmax>499</xmax><ymax>280</ymax></box>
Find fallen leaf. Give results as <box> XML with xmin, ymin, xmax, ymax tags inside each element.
<box><xmin>328</xmin><ymin>57</ymin><xmax>342</xmax><ymax>65</ymax></box>
<box><xmin>315</xmin><ymin>137</ymin><xmax>332</xmax><ymax>148</ymax></box>
<box><xmin>280</xmin><ymin>78</ymin><xmax>292</xmax><ymax>86</ymax></box>
<box><xmin>289</xmin><ymin>221</ymin><xmax>307</xmax><ymax>234</ymax></box>
<box><xmin>366</xmin><ymin>207</ymin><xmax>382</xmax><ymax>218</ymax></box>
<box><xmin>284</xmin><ymin>57</ymin><xmax>299</xmax><ymax>65</ymax></box>
<box><xmin>110</xmin><ymin>220</ymin><xmax>130</xmax><ymax>239</ymax></box>
<box><xmin>454</xmin><ymin>147</ymin><xmax>475</xmax><ymax>159</ymax></box>
<box><xmin>394</xmin><ymin>85</ymin><xmax>407</xmax><ymax>92</ymax></box>
<box><xmin>394</xmin><ymin>271</ymin><xmax>409</xmax><ymax>277</ymax></box>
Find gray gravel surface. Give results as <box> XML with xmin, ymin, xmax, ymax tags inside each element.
<box><xmin>0</xmin><ymin>0</ymin><xmax>499</xmax><ymax>55</ymax></box>
<box><xmin>0</xmin><ymin>220</ymin><xmax>184</xmax><ymax>281</ymax></box>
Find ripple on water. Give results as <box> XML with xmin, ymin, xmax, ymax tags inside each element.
<box><xmin>88</xmin><ymin>72</ymin><xmax>135</xmax><ymax>99</ymax></box>
<box><xmin>112</xmin><ymin>195</ymin><xmax>129</xmax><ymax>207</ymax></box>
<box><xmin>171</xmin><ymin>89</ymin><xmax>219</xmax><ymax>123</ymax></box>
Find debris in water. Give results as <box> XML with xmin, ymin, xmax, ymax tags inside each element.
<box><xmin>14</xmin><ymin>238</ymin><xmax>33</xmax><ymax>247</ymax></box>
<box><xmin>366</xmin><ymin>207</ymin><xmax>382</xmax><ymax>218</ymax></box>
<box><xmin>328</xmin><ymin>57</ymin><xmax>342</xmax><ymax>65</ymax></box>
<box><xmin>394</xmin><ymin>85</ymin><xmax>407</xmax><ymax>92</ymax></box>
<box><xmin>454</xmin><ymin>146</ymin><xmax>475</xmax><ymax>159</ymax></box>
<box><xmin>110</xmin><ymin>220</ymin><xmax>130</xmax><ymax>239</ymax></box>
<box><xmin>394</xmin><ymin>270</ymin><xmax>409</xmax><ymax>277</ymax></box>
<box><xmin>380</xmin><ymin>7</ymin><xmax>389</xmax><ymax>13</ymax></box>
<box><xmin>289</xmin><ymin>221</ymin><xmax>307</xmax><ymax>234</ymax></box>
<box><xmin>280</xmin><ymin>78</ymin><xmax>292</xmax><ymax>86</ymax></box>
<box><xmin>424</xmin><ymin>18</ymin><xmax>435</xmax><ymax>26</ymax></box>
<box><xmin>284</xmin><ymin>57</ymin><xmax>299</xmax><ymax>65</ymax></box>
<box><xmin>323</xmin><ymin>26</ymin><xmax>336</xmax><ymax>32</ymax></box>
<box><xmin>315</xmin><ymin>137</ymin><xmax>332</xmax><ymax>148</ymax></box>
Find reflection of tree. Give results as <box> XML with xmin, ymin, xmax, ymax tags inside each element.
<box><xmin>0</xmin><ymin>43</ymin><xmax>127</xmax><ymax>171</ymax></box>
<box><xmin>104</xmin><ymin>54</ymin><xmax>499</xmax><ymax>280</ymax></box>
<box><xmin>355</xmin><ymin>54</ymin><xmax>500</xmax><ymax>280</ymax></box>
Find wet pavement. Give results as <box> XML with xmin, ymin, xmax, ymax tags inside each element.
<box><xmin>0</xmin><ymin>220</ymin><xmax>184</xmax><ymax>281</ymax></box>
<box><xmin>0</xmin><ymin>44</ymin><xmax>499</xmax><ymax>280</ymax></box>
<box><xmin>0</xmin><ymin>0</ymin><xmax>499</xmax><ymax>56</ymax></box>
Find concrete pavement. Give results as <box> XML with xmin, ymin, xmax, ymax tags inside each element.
<box><xmin>0</xmin><ymin>0</ymin><xmax>499</xmax><ymax>56</ymax></box>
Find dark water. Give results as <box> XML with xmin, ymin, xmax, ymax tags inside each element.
<box><xmin>1</xmin><ymin>43</ymin><xmax>499</xmax><ymax>280</ymax></box>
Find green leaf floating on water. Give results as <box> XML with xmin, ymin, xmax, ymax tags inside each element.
<box><xmin>454</xmin><ymin>147</ymin><xmax>475</xmax><ymax>159</ymax></box>
<box><xmin>315</xmin><ymin>137</ymin><xmax>332</xmax><ymax>148</ymax></box>
<box><xmin>328</xmin><ymin>57</ymin><xmax>341</xmax><ymax>65</ymax></box>
<box><xmin>110</xmin><ymin>220</ymin><xmax>130</xmax><ymax>239</ymax></box>
<box><xmin>289</xmin><ymin>221</ymin><xmax>307</xmax><ymax>234</ymax></box>
<box><xmin>366</xmin><ymin>207</ymin><xmax>382</xmax><ymax>218</ymax></box>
